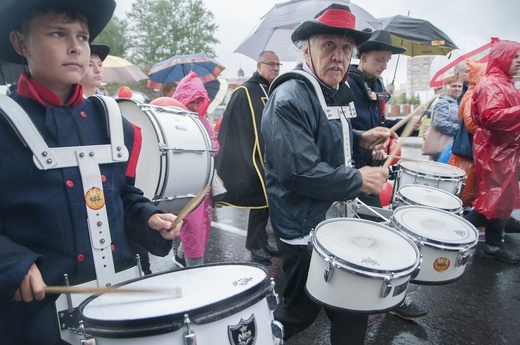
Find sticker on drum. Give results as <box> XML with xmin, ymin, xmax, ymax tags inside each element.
<box><xmin>391</xmin><ymin>205</ymin><xmax>478</xmax><ymax>285</ymax></box>
<box><xmin>306</xmin><ymin>218</ymin><xmax>420</xmax><ymax>313</ymax></box>
<box><xmin>394</xmin><ymin>184</ymin><xmax>463</xmax><ymax>214</ymax></box>
<box><xmin>118</xmin><ymin>99</ymin><xmax>214</xmax><ymax>214</ymax></box>
<box><xmin>396</xmin><ymin>160</ymin><xmax>466</xmax><ymax>196</ymax></box>
<box><xmin>78</xmin><ymin>263</ymin><xmax>281</xmax><ymax>344</ymax></box>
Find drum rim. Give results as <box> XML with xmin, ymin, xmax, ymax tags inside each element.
<box><xmin>311</xmin><ymin>218</ymin><xmax>421</xmax><ymax>278</ymax></box>
<box><xmin>391</xmin><ymin>205</ymin><xmax>479</xmax><ymax>249</ymax></box>
<box><xmin>78</xmin><ymin>262</ymin><xmax>271</xmax><ymax>338</ymax></box>
<box><xmin>398</xmin><ymin>160</ymin><xmax>467</xmax><ymax>180</ymax></box>
<box><xmin>395</xmin><ymin>184</ymin><xmax>463</xmax><ymax>213</ymax></box>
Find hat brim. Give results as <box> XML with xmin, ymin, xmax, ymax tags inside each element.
<box><xmin>358</xmin><ymin>41</ymin><xmax>407</xmax><ymax>55</ymax></box>
<box><xmin>0</xmin><ymin>0</ymin><xmax>116</xmax><ymax>64</ymax></box>
<box><xmin>292</xmin><ymin>21</ymin><xmax>372</xmax><ymax>46</ymax></box>
<box><xmin>90</xmin><ymin>44</ymin><xmax>110</xmax><ymax>62</ymax></box>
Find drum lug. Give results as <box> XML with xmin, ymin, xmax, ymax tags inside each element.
<box><xmin>412</xmin><ymin>255</ymin><xmax>423</xmax><ymax>279</ymax></box>
<box><xmin>183</xmin><ymin>313</ymin><xmax>197</xmax><ymax>345</ymax></box>
<box><xmin>78</xmin><ymin>320</ymin><xmax>96</xmax><ymax>345</ymax></box>
<box><xmin>381</xmin><ymin>273</ymin><xmax>394</xmax><ymax>298</ymax></box>
<box><xmin>457</xmin><ymin>245</ymin><xmax>471</xmax><ymax>267</ymax></box>
<box><xmin>307</xmin><ymin>231</ymin><xmax>314</xmax><ymax>254</ymax></box>
<box><xmin>324</xmin><ymin>257</ymin><xmax>335</xmax><ymax>283</ymax></box>
<box><xmin>135</xmin><ymin>254</ymin><xmax>144</xmax><ymax>277</ymax></box>
<box><xmin>271</xmin><ymin>320</ymin><xmax>285</xmax><ymax>344</ymax></box>
<box><xmin>267</xmin><ymin>278</ymin><xmax>280</xmax><ymax>311</ymax></box>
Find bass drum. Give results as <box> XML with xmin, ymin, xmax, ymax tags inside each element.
<box><xmin>306</xmin><ymin>218</ymin><xmax>421</xmax><ymax>313</ymax></box>
<box><xmin>391</xmin><ymin>205</ymin><xmax>478</xmax><ymax>285</ymax></box>
<box><xmin>118</xmin><ymin>99</ymin><xmax>214</xmax><ymax>213</ymax></box>
<box><xmin>78</xmin><ymin>263</ymin><xmax>283</xmax><ymax>344</ymax></box>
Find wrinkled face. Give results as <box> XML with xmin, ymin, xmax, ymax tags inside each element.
<box><xmin>80</xmin><ymin>53</ymin><xmax>103</xmax><ymax>88</ymax></box>
<box><xmin>446</xmin><ymin>81</ymin><xmax>463</xmax><ymax>99</ymax></box>
<box><xmin>11</xmin><ymin>12</ymin><xmax>90</xmax><ymax>93</ymax></box>
<box><xmin>508</xmin><ymin>51</ymin><xmax>520</xmax><ymax>77</ymax></box>
<box><xmin>305</xmin><ymin>34</ymin><xmax>355</xmax><ymax>88</ymax></box>
<box><xmin>359</xmin><ymin>50</ymin><xmax>392</xmax><ymax>79</ymax></box>
<box><xmin>257</xmin><ymin>52</ymin><xmax>281</xmax><ymax>83</ymax></box>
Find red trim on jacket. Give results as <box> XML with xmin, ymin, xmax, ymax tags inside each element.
<box><xmin>126</xmin><ymin>123</ymin><xmax>142</xmax><ymax>178</ymax></box>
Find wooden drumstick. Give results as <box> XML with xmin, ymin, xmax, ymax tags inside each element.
<box><xmin>169</xmin><ymin>184</ymin><xmax>210</xmax><ymax>230</ymax></box>
<box><xmin>368</xmin><ymin>95</ymin><xmax>439</xmax><ymax>149</ymax></box>
<box><xmin>45</xmin><ymin>285</ymin><xmax>183</xmax><ymax>297</ymax></box>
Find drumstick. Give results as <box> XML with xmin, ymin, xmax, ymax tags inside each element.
<box><xmin>368</xmin><ymin>95</ymin><xmax>439</xmax><ymax>149</ymax></box>
<box><xmin>45</xmin><ymin>285</ymin><xmax>183</xmax><ymax>297</ymax></box>
<box><xmin>169</xmin><ymin>184</ymin><xmax>210</xmax><ymax>230</ymax></box>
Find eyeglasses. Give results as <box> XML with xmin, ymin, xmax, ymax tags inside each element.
<box><xmin>260</xmin><ymin>61</ymin><xmax>283</xmax><ymax>67</ymax></box>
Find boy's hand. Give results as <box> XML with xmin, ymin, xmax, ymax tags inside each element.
<box><xmin>13</xmin><ymin>263</ymin><xmax>45</xmax><ymax>302</ymax></box>
<box><xmin>148</xmin><ymin>213</ymin><xmax>183</xmax><ymax>240</ymax></box>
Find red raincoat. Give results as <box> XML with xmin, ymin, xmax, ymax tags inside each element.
<box><xmin>471</xmin><ymin>40</ymin><xmax>520</xmax><ymax>219</ymax></box>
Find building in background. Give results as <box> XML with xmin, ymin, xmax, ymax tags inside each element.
<box><xmin>406</xmin><ymin>56</ymin><xmax>435</xmax><ymax>102</ymax></box>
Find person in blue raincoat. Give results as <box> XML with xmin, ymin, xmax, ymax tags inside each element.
<box><xmin>465</xmin><ymin>39</ymin><xmax>520</xmax><ymax>264</ymax></box>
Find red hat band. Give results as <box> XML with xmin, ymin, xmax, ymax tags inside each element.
<box><xmin>315</xmin><ymin>8</ymin><xmax>356</xmax><ymax>29</ymax></box>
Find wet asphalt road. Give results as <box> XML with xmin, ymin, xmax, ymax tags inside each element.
<box><xmin>147</xmin><ymin>140</ymin><xmax>520</xmax><ymax>345</ymax></box>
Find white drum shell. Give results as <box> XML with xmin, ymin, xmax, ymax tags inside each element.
<box><xmin>306</xmin><ymin>218</ymin><xmax>420</xmax><ymax>313</ymax></box>
<box><xmin>396</xmin><ymin>160</ymin><xmax>466</xmax><ymax>196</ymax></box>
<box><xmin>391</xmin><ymin>206</ymin><xmax>478</xmax><ymax>284</ymax></box>
<box><xmin>78</xmin><ymin>264</ymin><xmax>278</xmax><ymax>345</ymax></box>
<box><xmin>118</xmin><ymin>100</ymin><xmax>214</xmax><ymax>213</ymax></box>
<box><xmin>393</xmin><ymin>184</ymin><xmax>463</xmax><ymax>215</ymax></box>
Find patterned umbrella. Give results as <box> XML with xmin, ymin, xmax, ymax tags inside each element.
<box><xmin>148</xmin><ymin>53</ymin><xmax>225</xmax><ymax>84</ymax></box>
<box><xmin>102</xmin><ymin>55</ymin><xmax>149</xmax><ymax>83</ymax></box>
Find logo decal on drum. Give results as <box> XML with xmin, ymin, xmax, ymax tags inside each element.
<box><xmin>85</xmin><ymin>187</ymin><xmax>105</xmax><ymax>210</ymax></box>
<box><xmin>228</xmin><ymin>314</ymin><xmax>257</xmax><ymax>345</ymax></box>
<box><xmin>433</xmin><ymin>257</ymin><xmax>450</xmax><ymax>271</ymax></box>
<box><xmin>233</xmin><ymin>277</ymin><xmax>253</xmax><ymax>287</ymax></box>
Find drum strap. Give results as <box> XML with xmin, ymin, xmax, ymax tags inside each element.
<box><xmin>0</xmin><ymin>94</ymin><xmax>129</xmax><ymax>287</ymax></box>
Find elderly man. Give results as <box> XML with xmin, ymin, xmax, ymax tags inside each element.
<box><xmin>262</xmin><ymin>4</ymin><xmax>395</xmax><ymax>344</ymax></box>
<box><xmin>216</xmin><ymin>51</ymin><xmax>281</xmax><ymax>262</ymax></box>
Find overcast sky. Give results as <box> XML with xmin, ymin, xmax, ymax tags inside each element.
<box><xmin>114</xmin><ymin>0</ymin><xmax>520</xmax><ymax>87</ymax></box>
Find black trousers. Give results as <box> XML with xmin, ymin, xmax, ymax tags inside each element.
<box><xmin>273</xmin><ymin>237</ymin><xmax>369</xmax><ymax>344</ymax></box>
<box><xmin>245</xmin><ymin>208</ymin><xmax>270</xmax><ymax>250</ymax></box>
<box><xmin>465</xmin><ymin>209</ymin><xmax>507</xmax><ymax>248</ymax></box>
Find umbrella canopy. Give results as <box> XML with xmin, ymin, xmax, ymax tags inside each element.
<box><xmin>429</xmin><ymin>35</ymin><xmax>492</xmax><ymax>88</ymax></box>
<box><xmin>205</xmin><ymin>78</ymin><xmax>229</xmax><ymax>115</ymax></box>
<box><xmin>235</xmin><ymin>0</ymin><xmax>381</xmax><ymax>61</ymax></box>
<box><xmin>378</xmin><ymin>15</ymin><xmax>458</xmax><ymax>57</ymax></box>
<box><xmin>148</xmin><ymin>53</ymin><xmax>225</xmax><ymax>84</ymax></box>
<box><xmin>0</xmin><ymin>60</ymin><xmax>25</xmax><ymax>85</ymax></box>
<box><xmin>102</xmin><ymin>55</ymin><xmax>149</xmax><ymax>83</ymax></box>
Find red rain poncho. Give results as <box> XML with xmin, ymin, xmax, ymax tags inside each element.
<box><xmin>471</xmin><ymin>39</ymin><xmax>520</xmax><ymax>219</ymax></box>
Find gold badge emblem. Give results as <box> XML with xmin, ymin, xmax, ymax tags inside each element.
<box><xmin>85</xmin><ymin>187</ymin><xmax>105</xmax><ymax>210</ymax></box>
<box><xmin>433</xmin><ymin>257</ymin><xmax>450</xmax><ymax>272</ymax></box>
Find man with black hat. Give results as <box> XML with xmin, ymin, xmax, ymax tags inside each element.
<box><xmin>0</xmin><ymin>1</ymin><xmax>182</xmax><ymax>343</ymax></box>
<box><xmin>80</xmin><ymin>43</ymin><xmax>110</xmax><ymax>97</ymax></box>
<box><xmin>262</xmin><ymin>4</ymin><xmax>396</xmax><ymax>344</ymax></box>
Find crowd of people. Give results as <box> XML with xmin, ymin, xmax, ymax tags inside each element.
<box><xmin>0</xmin><ymin>0</ymin><xmax>519</xmax><ymax>344</ymax></box>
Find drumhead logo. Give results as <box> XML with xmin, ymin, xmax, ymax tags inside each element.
<box><xmin>228</xmin><ymin>314</ymin><xmax>256</xmax><ymax>345</ymax></box>
<box><xmin>85</xmin><ymin>187</ymin><xmax>105</xmax><ymax>210</ymax></box>
<box><xmin>433</xmin><ymin>257</ymin><xmax>450</xmax><ymax>271</ymax></box>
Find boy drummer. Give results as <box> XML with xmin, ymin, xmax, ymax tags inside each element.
<box><xmin>0</xmin><ymin>0</ymin><xmax>182</xmax><ymax>343</ymax></box>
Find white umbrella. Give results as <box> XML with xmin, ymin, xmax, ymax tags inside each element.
<box><xmin>235</xmin><ymin>0</ymin><xmax>381</xmax><ymax>61</ymax></box>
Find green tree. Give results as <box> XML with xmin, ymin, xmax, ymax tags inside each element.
<box><xmin>127</xmin><ymin>0</ymin><xmax>219</xmax><ymax>68</ymax></box>
<box><xmin>409</xmin><ymin>93</ymin><xmax>421</xmax><ymax>105</ymax></box>
<box><xmin>93</xmin><ymin>16</ymin><xmax>129</xmax><ymax>58</ymax></box>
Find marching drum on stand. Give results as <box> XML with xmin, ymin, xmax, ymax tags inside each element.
<box><xmin>393</xmin><ymin>184</ymin><xmax>463</xmax><ymax>215</ymax></box>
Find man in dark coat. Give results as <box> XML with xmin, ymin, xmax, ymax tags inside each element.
<box><xmin>215</xmin><ymin>51</ymin><xmax>281</xmax><ymax>261</ymax></box>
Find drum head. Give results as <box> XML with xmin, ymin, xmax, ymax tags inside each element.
<box><xmin>398</xmin><ymin>185</ymin><xmax>462</xmax><ymax>211</ymax></box>
<box><xmin>392</xmin><ymin>206</ymin><xmax>478</xmax><ymax>246</ymax></box>
<box><xmin>399</xmin><ymin>160</ymin><xmax>466</xmax><ymax>179</ymax></box>
<box><xmin>314</xmin><ymin>219</ymin><xmax>418</xmax><ymax>272</ymax></box>
<box><xmin>81</xmin><ymin>264</ymin><xmax>267</xmax><ymax>322</ymax></box>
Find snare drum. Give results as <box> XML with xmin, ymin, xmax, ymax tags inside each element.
<box><xmin>393</xmin><ymin>185</ymin><xmax>463</xmax><ymax>215</ymax></box>
<box><xmin>306</xmin><ymin>218</ymin><xmax>420</xmax><ymax>313</ymax></box>
<box><xmin>78</xmin><ymin>263</ymin><xmax>283</xmax><ymax>344</ymax></box>
<box><xmin>391</xmin><ymin>206</ymin><xmax>478</xmax><ymax>285</ymax></box>
<box><xmin>118</xmin><ymin>99</ymin><xmax>214</xmax><ymax>213</ymax></box>
<box><xmin>396</xmin><ymin>160</ymin><xmax>466</xmax><ymax>196</ymax></box>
